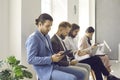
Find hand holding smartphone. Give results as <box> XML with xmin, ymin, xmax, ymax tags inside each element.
<box><xmin>61</xmin><ymin>50</ymin><xmax>72</xmax><ymax>55</ymax></box>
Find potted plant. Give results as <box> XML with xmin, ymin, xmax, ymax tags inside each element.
<box><xmin>0</xmin><ymin>56</ymin><xmax>32</xmax><ymax>80</ymax></box>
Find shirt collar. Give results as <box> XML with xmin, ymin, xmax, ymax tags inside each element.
<box><xmin>55</xmin><ymin>34</ymin><xmax>63</xmax><ymax>41</ymax></box>
<box><xmin>36</xmin><ymin>29</ymin><xmax>48</xmax><ymax>37</ymax></box>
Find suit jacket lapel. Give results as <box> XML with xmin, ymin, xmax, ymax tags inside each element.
<box><xmin>45</xmin><ymin>35</ymin><xmax>54</xmax><ymax>53</ymax></box>
<box><xmin>35</xmin><ymin>30</ymin><xmax>53</xmax><ymax>52</ymax></box>
<box><xmin>54</xmin><ymin>35</ymin><xmax>65</xmax><ymax>51</ymax></box>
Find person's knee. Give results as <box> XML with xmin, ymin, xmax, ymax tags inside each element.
<box><xmin>68</xmin><ymin>74</ymin><xmax>77</xmax><ymax>80</ymax></box>
<box><xmin>85</xmin><ymin>64</ymin><xmax>91</xmax><ymax>72</ymax></box>
<box><xmin>83</xmin><ymin>69</ymin><xmax>89</xmax><ymax>80</ymax></box>
<box><xmin>80</xmin><ymin>72</ymin><xmax>86</xmax><ymax>80</ymax></box>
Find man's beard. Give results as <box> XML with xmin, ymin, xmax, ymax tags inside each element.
<box><xmin>70</xmin><ymin>34</ymin><xmax>77</xmax><ymax>38</ymax></box>
<box><xmin>60</xmin><ymin>34</ymin><xmax>65</xmax><ymax>40</ymax></box>
<box><xmin>71</xmin><ymin>34</ymin><xmax>76</xmax><ymax>38</ymax></box>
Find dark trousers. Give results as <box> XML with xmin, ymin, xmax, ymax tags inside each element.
<box><xmin>79</xmin><ymin>55</ymin><xmax>109</xmax><ymax>80</ymax></box>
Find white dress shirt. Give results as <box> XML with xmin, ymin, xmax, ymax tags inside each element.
<box><xmin>64</xmin><ymin>36</ymin><xmax>78</xmax><ymax>53</ymax></box>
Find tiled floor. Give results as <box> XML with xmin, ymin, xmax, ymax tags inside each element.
<box><xmin>110</xmin><ymin>60</ymin><xmax>120</xmax><ymax>78</ymax></box>
<box><xmin>90</xmin><ymin>60</ymin><xmax>120</xmax><ymax>80</ymax></box>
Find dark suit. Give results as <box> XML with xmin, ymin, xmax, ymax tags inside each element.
<box><xmin>51</xmin><ymin>34</ymin><xmax>87</xmax><ymax>80</ymax></box>
<box><xmin>51</xmin><ymin>34</ymin><xmax>74</xmax><ymax>66</ymax></box>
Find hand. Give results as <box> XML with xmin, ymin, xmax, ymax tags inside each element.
<box><xmin>91</xmin><ymin>43</ymin><xmax>98</xmax><ymax>49</ymax></box>
<box><xmin>70</xmin><ymin>59</ymin><xmax>78</xmax><ymax>65</ymax></box>
<box><xmin>77</xmin><ymin>50</ymin><xmax>87</xmax><ymax>56</ymax></box>
<box><xmin>73</xmin><ymin>50</ymin><xmax>78</xmax><ymax>55</ymax></box>
<box><xmin>51</xmin><ymin>51</ymin><xmax>64</xmax><ymax>62</ymax></box>
<box><xmin>93</xmin><ymin>43</ymin><xmax>99</xmax><ymax>46</ymax></box>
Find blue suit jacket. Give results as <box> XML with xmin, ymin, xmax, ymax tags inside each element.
<box><xmin>26</xmin><ymin>30</ymin><xmax>54</xmax><ymax>80</ymax></box>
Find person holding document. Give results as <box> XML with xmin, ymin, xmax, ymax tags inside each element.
<box><xmin>79</xmin><ymin>26</ymin><xmax>111</xmax><ymax>72</ymax></box>
<box><xmin>51</xmin><ymin>22</ymin><xmax>90</xmax><ymax>80</ymax></box>
<box><xmin>64</xmin><ymin>24</ymin><xmax>120</xmax><ymax>80</ymax></box>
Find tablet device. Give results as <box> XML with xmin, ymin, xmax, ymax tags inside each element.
<box><xmin>61</xmin><ymin>50</ymin><xmax>72</xmax><ymax>55</ymax></box>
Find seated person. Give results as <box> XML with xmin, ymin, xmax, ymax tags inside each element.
<box><xmin>79</xmin><ymin>26</ymin><xmax>111</xmax><ymax>72</ymax></box>
<box><xmin>64</xmin><ymin>24</ymin><xmax>120</xmax><ymax>80</ymax></box>
<box><xmin>51</xmin><ymin>22</ymin><xmax>90</xmax><ymax>80</ymax></box>
<box><xmin>26</xmin><ymin>13</ymin><xmax>84</xmax><ymax>80</ymax></box>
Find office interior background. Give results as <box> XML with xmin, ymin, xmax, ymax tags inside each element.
<box><xmin>0</xmin><ymin>0</ymin><xmax>120</xmax><ymax>79</ymax></box>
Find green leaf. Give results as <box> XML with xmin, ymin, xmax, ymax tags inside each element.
<box><xmin>0</xmin><ymin>60</ymin><xmax>3</xmax><ymax>67</ymax></box>
<box><xmin>19</xmin><ymin>65</ymin><xmax>27</xmax><ymax>69</ymax></box>
<box><xmin>15</xmin><ymin>60</ymin><xmax>20</xmax><ymax>65</ymax></box>
<box><xmin>0</xmin><ymin>56</ymin><xmax>33</xmax><ymax>80</ymax></box>
<box><xmin>0</xmin><ymin>69</ymin><xmax>11</xmax><ymax>80</ymax></box>
<box><xmin>6</xmin><ymin>56</ymin><xmax>17</xmax><ymax>65</ymax></box>
<box><xmin>23</xmin><ymin>70</ymin><xmax>33</xmax><ymax>78</ymax></box>
<box><xmin>13</xmin><ymin>66</ymin><xmax>23</xmax><ymax>77</ymax></box>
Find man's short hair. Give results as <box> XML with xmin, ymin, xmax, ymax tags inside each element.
<box><xmin>58</xmin><ymin>21</ymin><xmax>71</xmax><ymax>28</ymax></box>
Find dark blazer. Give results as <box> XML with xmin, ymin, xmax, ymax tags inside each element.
<box><xmin>51</xmin><ymin>34</ymin><xmax>74</xmax><ymax>66</ymax></box>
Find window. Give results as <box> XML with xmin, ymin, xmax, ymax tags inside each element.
<box><xmin>41</xmin><ymin>0</ymin><xmax>67</xmax><ymax>37</ymax></box>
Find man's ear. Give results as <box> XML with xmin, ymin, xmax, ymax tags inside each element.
<box><xmin>38</xmin><ymin>22</ymin><xmax>42</xmax><ymax>26</ymax></box>
<box><xmin>59</xmin><ymin>27</ymin><xmax>63</xmax><ymax>31</ymax></box>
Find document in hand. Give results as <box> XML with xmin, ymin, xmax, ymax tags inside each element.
<box><xmin>95</xmin><ymin>40</ymin><xmax>111</xmax><ymax>55</ymax></box>
<box><xmin>75</xmin><ymin>40</ymin><xmax>111</xmax><ymax>61</ymax></box>
<box><xmin>75</xmin><ymin>54</ymin><xmax>90</xmax><ymax>61</ymax></box>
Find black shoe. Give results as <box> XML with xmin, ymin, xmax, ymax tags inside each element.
<box><xmin>107</xmin><ymin>75</ymin><xmax>120</xmax><ymax>80</ymax></box>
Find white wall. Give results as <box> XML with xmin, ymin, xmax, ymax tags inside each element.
<box><xmin>0</xmin><ymin>0</ymin><xmax>22</xmax><ymax>60</ymax></box>
<box><xmin>49</xmin><ymin>0</ymin><xmax>68</xmax><ymax>37</ymax></box>
<box><xmin>79</xmin><ymin>0</ymin><xmax>89</xmax><ymax>38</ymax></box>
<box><xmin>0</xmin><ymin>0</ymin><xmax>41</xmax><ymax>79</ymax></box>
<box><xmin>21</xmin><ymin>0</ymin><xmax>41</xmax><ymax>80</ymax></box>
<box><xmin>79</xmin><ymin>0</ymin><xmax>95</xmax><ymax>43</ymax></box>
<box><xmin>9</xmin><ymin>0</ymin><xmax>21</xmax><ymax>60</ymax></box>
<box><xmin>0</xmin><ymin>0</ymin><xmax>9</xmax><ymax>59</ymax></box>
<box><xmin>68</xmin><ymin>0</ymin><xmax>79</xmax><ymax>24</ymax></box>
<box><xmin>96</xmin><ymin>0</ymin><xmax>120</xmax><ymax>60</ymax></box>
<box><xmin>79</xmin><ymin>0</ymin><xmax>95</xmax><ymax>41</ymax></box>
<box><xmin>89</xmin><ymin>0</ymin><xmax>95</xmax><ymax>28</ymax></box>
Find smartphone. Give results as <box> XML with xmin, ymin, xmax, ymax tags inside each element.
<box><xmin>61</xmin><ymin>50</ymin><xmax>72</xmax><ymax>55</ymax></box>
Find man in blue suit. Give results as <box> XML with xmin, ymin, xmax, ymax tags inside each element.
<box><xmin>25</xmin><ymin>13</ymin><xmax>84</xmax><ymax>80</ymax></box>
